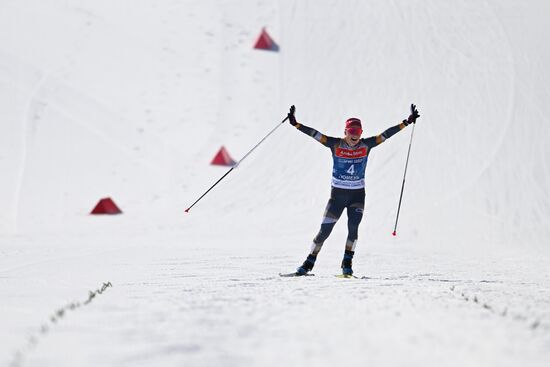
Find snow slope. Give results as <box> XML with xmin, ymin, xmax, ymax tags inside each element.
<box><xmin>1</xmin><ymin>1</ymin><xmax>550</xmax><ymax>366</ymax></box>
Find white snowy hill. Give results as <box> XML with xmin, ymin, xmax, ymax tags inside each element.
<box><xmin>1</xmin><ymin>1</ymin><xmax>549</xmax><ymax>366</ymax></box>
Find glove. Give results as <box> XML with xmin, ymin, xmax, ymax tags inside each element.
<box><xmin>404</xmin><ymin>104</ymin><xmax>420</xmax><ymax>125</ymax></box>
<box><xmin>288</xmin><ymin>105</ymin><xmax>297</xmax><ymax>126</ymax></box>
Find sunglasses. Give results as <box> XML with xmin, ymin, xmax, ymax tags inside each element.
<box><xmin>345</xmin><ymin>127</ymin><xmax>363</xmax><ymax>136</ymax></box>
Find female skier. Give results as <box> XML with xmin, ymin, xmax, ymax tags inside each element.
<box><xmin>287</xmin><ymin>104</ymin><xmax>420</xmax><ymax>276</ymax></box>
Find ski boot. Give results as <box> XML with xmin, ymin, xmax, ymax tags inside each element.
<box><xmin>296</xmin><ymin>254</ymin><xmax>317</xmax><ymax>275</ymax></box>
<box><xmin>341</xmin><ymin>250</ymin><xmax>355</xmax><ymax>276</ymax></box>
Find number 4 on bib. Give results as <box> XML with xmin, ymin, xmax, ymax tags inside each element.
<box><xmin>347</xmin><ymin>165</ymin><xmax>355</xmax><ymax>175</ymax></box>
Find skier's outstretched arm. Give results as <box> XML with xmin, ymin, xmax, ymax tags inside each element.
<box><xmin>287</xmin><ymin>105</ymin><xmax>336</xmax><ymax>148</ymax></box>
<box><xmin>365</xmin><ymin>122</ymin><xmax>407</xmax><ymax>147</ymax></box>
<box><xmin>364</xmin><ymin>104</ymin><xmax>420</xmax><ymax>147</ymax></box>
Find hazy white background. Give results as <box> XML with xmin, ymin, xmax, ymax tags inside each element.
<box><xmin>1</xmin><ymin>1</ymin><xmax>549</xmax><ymax>366</ymax></box>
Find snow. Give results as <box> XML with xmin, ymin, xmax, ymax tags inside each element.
<box><xmin>1</xmin><ymin>0</ymin><xmax>550</xmax><ymax>366</ymax></box>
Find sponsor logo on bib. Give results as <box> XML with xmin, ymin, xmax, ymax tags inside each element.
<box><xmin>335</xmin><ymin>147</ymin><xmax>367</xmax><ymax>158</ymax></box>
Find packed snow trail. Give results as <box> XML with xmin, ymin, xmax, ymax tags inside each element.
<box><xmin>3</xmin><ymin>235</ymin><xmax>550</xmax><ymax>367</ymax></box>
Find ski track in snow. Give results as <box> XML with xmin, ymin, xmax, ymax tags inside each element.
<box><xmin>12</xmin><ymin>72</ymin><xmax>48</xmax><ymax>233</ymax></box>
<box><xmin>2</xmin><ymin>236</ymin><xmax>550</xmax><ymax>367</ymax></box>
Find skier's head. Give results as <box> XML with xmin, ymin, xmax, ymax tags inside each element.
<box><xmin>344</xmin><ymin>118</ymin><xmax>362</xmax><ymax>146</ymax></box>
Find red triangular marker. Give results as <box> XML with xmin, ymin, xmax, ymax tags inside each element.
<box><xmin>211</xmin><ymin>146</ymin><xmax>236</xmax><ymax>166</ymax></box>
<box><xmin>91</xmin><ymin>197</ymin><xmax>122</xmax><ymax>215</ymax></box>
<box><xmin>254</xmin><ymin>28</ymin><xmax>279</xmax><ymax>52</ymax></box>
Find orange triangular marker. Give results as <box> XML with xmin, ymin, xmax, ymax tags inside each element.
<box><xmin>90</xmin><ymin>197</ymin><xmax>122</xmax><ymax>215</ymax></box>
<box><xmin>254</xmin><ymin>28</ymin><xmax>279</xmax><ymax>52</ymax></box>
<box><xmin>211</xmin><ymin>146</ymin><xmax>236</xmax><ymax>166</ymax></box>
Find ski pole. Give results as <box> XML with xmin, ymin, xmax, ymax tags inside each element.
<box><xmin>392</xmin><ymin>122</ymin><xmax>416</xmax><ymax>236</ymax></box>
<box><xmin>185</xmin><ymin>114</ymin><xmax>289</xmax><ymax>213</ymax></box>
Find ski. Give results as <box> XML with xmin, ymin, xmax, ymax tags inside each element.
<box><xmin>335</xmin><ymin>274</ymin><xmax>359</xmax><ymax>279</ymax></box>
<box><xmin>279</xmin><ymin>272</ymin><xmax>315</xmax><ymax>277</ymax></box>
